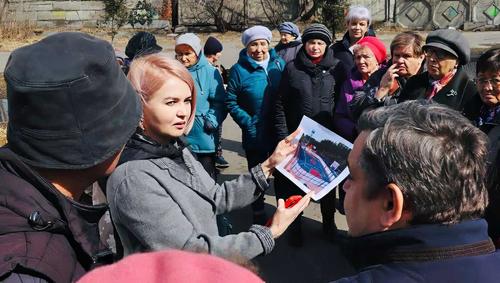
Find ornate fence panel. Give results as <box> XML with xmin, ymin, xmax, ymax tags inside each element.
<box><xmin>394</xmin><ymin>0</ymin><xmax>500</xmax><ymax>29</ymax></box>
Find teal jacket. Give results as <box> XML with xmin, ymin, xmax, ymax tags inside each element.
<box><xmin>226</xmin><ymin>48</ymin><xmax>284</xmax><ymax>151</ymax></box>
<box><xmin>186</xmin><ymin>54</ymin><xmax>226</xmax><ymax>153</ymax></box>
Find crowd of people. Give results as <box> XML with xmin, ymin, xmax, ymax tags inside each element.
<box><xmin>0</xmin><ymin>4</ymin><xmax>499</xmax><ymax>282</ymax></box>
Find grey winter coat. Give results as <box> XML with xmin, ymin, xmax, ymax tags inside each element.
<box><xmin>107</xmin><ymin>147</ymin><xmax>274</xmax><ymax>260</ymax></box>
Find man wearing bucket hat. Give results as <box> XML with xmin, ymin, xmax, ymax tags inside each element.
<box><xmin>0</xmin><ymin>32</ymin><xmax>142</xmax><ymax>282</ymax></box>
<box><xmin>397</xmin><ymin>29</ymin><xmax>481</xmax><ymax>120</ymax></box>
<box><xmin>226</xmin><ymin>25</ymin><xmax>285</xmax><ymax>225</ymax></box>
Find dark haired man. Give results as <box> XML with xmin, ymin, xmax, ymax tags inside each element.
<box><xmin>333</xmin><ymin>101</ymin><xmax>500</xmax><ymax>282</ymax></box>
<box><xmin>0</xmin><ymin>32</ymin><xmax>141</xmax><ymax>282</ymax></box>
<box><xmin>350</xmin><ymin>31</ymin><xmax>425</xmax><ymax>120</ymax></box>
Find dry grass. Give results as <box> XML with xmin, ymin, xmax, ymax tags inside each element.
<box><xmin>0</xmin><ymin>73</ymin><xmax>6</xmax><ymax>99</ymax></box>
<box><xmin>0</xmin><ymin>123</ymin><xmax>6</xmax><ymax>147</ymax></box>
<box><xmin>0</xmin><ymin>20</ymin><xmax>39</xmax><ymax>40</ymax></box>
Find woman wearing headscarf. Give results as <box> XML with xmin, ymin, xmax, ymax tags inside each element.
<box><xmin>333</xmin><ymin>36</ymin><xmax>387</xmax><ymax>142</ymax></box>
<box><xmin>174</xmin><ymin>33</ymin><xmax>226</xmax><ymax>180</ymax></box>
<box><xmin>331</xmin><ymin>5</ymin><xmax>376</xmax><ymax>72</ymax></box>
<box><xmin>398</xmin><ymin>29</ymin><xmax>481</xmax><ymax>120</ymax></box>
<box><xmin>274</xmin><ymin>24</ymin><xmax>346</xmax><ymax>246</ymax></box>
<box><xmin>226</xmin><ymin>25</ymin><xmax>285</xmax><ymax>224</ymax></box>
<box><xmin>275</xmin><ymin>22</ymin><xmax>302</xmax><ymax>63</ymax></box>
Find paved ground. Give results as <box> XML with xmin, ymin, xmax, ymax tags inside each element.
<box><xmin>218</xmin><ymin>116</ymin><xmax>354</xmax><ymax>283</ymax></box>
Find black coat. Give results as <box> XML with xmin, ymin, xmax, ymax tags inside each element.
<box><xmin>0</xmin><ymin>147</ymin><xmax>112</xmax><ymax>282</ymax></box>
<box><xmin>398</xmin><ymin>67</ymin><xmax>482</xmax><ymax>121</ymax></box>
<box><xmin>274</xmin><ymin>47</ymin><xmax>345</xmax><ymax>141</ymax></box>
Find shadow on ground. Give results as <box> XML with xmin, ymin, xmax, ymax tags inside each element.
<box><xmin>218</xmin><ymin>173</ymin><xmax>355</xmax><ymax>283</ymax></box>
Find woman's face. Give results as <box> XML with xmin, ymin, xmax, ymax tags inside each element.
<box><xmin>477</xmin><ymin>71</ymin><xmax>500</xmax><ymax>108</ymax></box>
<box><xmin>305</xmin><ymin>39</ymin><xmax>327</xmax><ymax>59</ymax></box>
<box><xmin>143</xmin><ymin>76</ymin><xmax>193</xmax><ymax>144</ymax></box>
<box><xmin>348</xmin><ymin>19</ymin><xmax>369</xmax><ymax>43</ymax></box>
<box><xmin>354</xmin><ymin>46</ymin><xmax>379</xmax><ymax>77</ymax></box>
<box><xmin>425</xmin><ymin>47</ymin><xmax>458</xmax><ymax>80</ymax></box>
<box><xmin>175</xmin><ymin>44</ymin><xmax>198</xmax><ymax>68</ymax></box>
<box><xmin>247</xmin><ymin>39</ymin><xmax>269</xmax><ymax>62</ymax></box>
<box><xmin>280</xmin><ymin>32</ymin><xmax>295</xmax><ymax>44</ymax></box>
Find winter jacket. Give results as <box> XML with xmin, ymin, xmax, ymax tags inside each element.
<box><xmin>226</xmin><ymin>48</ymin><xmax>285</xmax><ymax>151</ymax></box>
<box><xmin>274</xmin><ymin>47</ymin><xmax>345</xmax><ymax>141</ymax></box>
<box><xmin>0</xmin><ymin>147</ymin><xmax>112</xmax><ymax>282</ymax></box>
<box><xmin>398</xmin><ymin>67</ymin><xmax>482</xmax><ymax>121</ymax></box>
<box><xmin>186</xmin><ymin>54</ymin><xmax>226</xmax><ymax>153</ymax></box>
<box><xmin>106</xmin><ymin>135</ymin><xmax>274</xmax><ymax>260</ymax></box>
<box><xmin>331</xmin><ymin>30</ymin><xmax>376</xmax><ymax>73</ymax></box>
<box><xmin>275</xmin><ymin>40</ymin><xmax>302</xmax><ymax>64</ymax></box>
<box><xmin>333</xmin><ymin>69</ymin><xmax>365</xmax><ymax>142</ymax></box>
<box><xmin>333</xmin><ymin>219</ymin><xmax>500</xmax><ymax>283</ymax></box>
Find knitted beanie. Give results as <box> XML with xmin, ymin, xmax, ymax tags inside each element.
<box><xmin>356</xmin><ymin>36</ymin><xmax>387</xmax><ymax>64</ymax></box>
<box><xmin>301</xmin><ymin>24</ymin><xmax>333</xmax><ymax>46</ymax></box>
<box><xmin>203</xmin><ymin>36</ymin><xmax>223</xmax><ymax>55</ymax></box>
<box><xmin>241</xmin><ymin>26</ymin><xmax>272</xmax><ymax>47</ymax></box>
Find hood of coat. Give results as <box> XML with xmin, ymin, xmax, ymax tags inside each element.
<box><xmin>237</xmin><ymin>48</ymin><xmax>281</xmax><ymax>71</ymax></box>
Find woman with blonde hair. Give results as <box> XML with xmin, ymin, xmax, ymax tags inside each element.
<box><xmin>107</xmin><ymin>53</ymin><xmax>311</xmax><ymax>260</ymax></box>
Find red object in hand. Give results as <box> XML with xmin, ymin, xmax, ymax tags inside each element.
<box><xmin>265</xmin><ymin>195</ymin><xmax>303</xmax><ymax>227</ymax></box>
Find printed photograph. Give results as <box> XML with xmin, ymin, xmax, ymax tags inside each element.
<box><xmin>277</xmin><ymin>116</ymin><xmax>353</xmax><ymax>201</ymax></box>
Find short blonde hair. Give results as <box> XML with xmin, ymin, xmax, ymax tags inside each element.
<box><xmin>127</xmin><ymin>53</ymin><xmax>196</xmax><ymax>134</ymax></box>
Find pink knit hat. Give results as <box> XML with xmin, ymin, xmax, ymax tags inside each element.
<box><xmin>356</xmin><ymin>36</ymin><xmax>387</xmax><ymax>64</ymax></box>
<box><xmin>77</xmin><ymin>250</ymin><xmax>264</xmax><ymax>283</ymax></box>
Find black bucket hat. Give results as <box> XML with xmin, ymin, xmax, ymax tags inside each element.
<box><xmin>5</xmin><ymin>32</ymin><xmax>142</xmax><ymax>169</ymax></box>
<box><xmin>125</xmin><ymin>31</ymin><xmax>162</xmax><ymax>59</ymax></box>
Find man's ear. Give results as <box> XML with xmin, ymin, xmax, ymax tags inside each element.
<box><xmin>380</xmin><ymin>183</ymin><xmax>405</xmax><ymax>228</ymax></box>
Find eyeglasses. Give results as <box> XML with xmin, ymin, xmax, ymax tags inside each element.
<box><xmin>424</xmin><ymin>48</ymin><xmax>453</xmax><ymax>60</ymax></box>
<box><xmin>476</xmin><ymin>77</ymin><xmax>500</xmax><ymax>89</ymax></box>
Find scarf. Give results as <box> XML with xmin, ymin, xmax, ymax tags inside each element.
<box><xmin>426</xmin><ymin>69</ymin><xmax>456</xmax><ymax>100</ymax></box>
<box><xmin>250</xmin><ymin>55</ymin><xmax>270</xmax><ymax>74</ymax></box>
